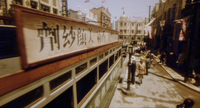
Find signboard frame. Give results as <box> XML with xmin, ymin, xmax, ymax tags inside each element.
<box><xmin>13</xmin><ymin>5</ymin><xmax>118</xmax><ymax>69</ymax></box>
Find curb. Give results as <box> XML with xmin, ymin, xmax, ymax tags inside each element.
<box><xmin>152</xmin><ymin>54</ymin><xmax>200</xmax><ymax>93</ymax></box>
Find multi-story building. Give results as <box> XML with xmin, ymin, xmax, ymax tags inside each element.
<box><xmin>116</xmin><ymin>12</ymin><xmax>145</xmax><ymax>44</ymax></box>
<box><xmin>69</xmin><ymin>7</ymin><xmax>98</xmax><ymax>25</ymax></box>
<box><xmin>68</xmin><ymin>8</ymin><xmax>79</xmax><ymax>20</ymax></box>
<box><xmin>0</xmin><ymin>0</ymin><xmax>61</xmax><ymax>25</ymax></box>
<box><xmin>90</xmin><ymin>6</ymin><xmax>111</xmax><ymax>28</ymax></box>
<box><xmin>148</xmin><ymin>0</ymin><xmax>200</xmax><ymax>79</ymax></box>
<box><xmin>149</xmin><ymin>0</ymin><xmax>186</xmax><ymax>54</ymax></box>
<box><xmin>182</xmin><ymin>0</ymin><xmax>200</xmax><ymax>75</ymax></box>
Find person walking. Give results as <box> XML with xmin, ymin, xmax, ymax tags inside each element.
<box><xmin>146</xmin><ymin>54</ymin><xmax>150</xmax><ymax>75</ymax></box>
<box><xmin>177</xmin><ymin>52</ymin><xmax>186</xmax><ymax>71</ymax></box>
<box><xmin>137</xmin><ymin>57</ymin><xmax>146</xmax><ymax>84</ymax></box>
<box><xmin>131</xmin><ymin>60</ymin><xmax>136</xmax><ymax>84</ymax></box>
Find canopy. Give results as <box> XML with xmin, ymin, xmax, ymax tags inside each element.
<box><xmin>144</xmin><ymin>18</ymin><xmax>155</xmax><ymax>27</ymax></box>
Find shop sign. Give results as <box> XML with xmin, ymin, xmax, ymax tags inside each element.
<box><xmin>14</xmin><ymin>5</ymin><xmax>118</xmax><ymax>69</ymax></box>
<box><xmin>174</xmin><ymin>19</ymin><xmax>186</xmax><ymax>41</ymax></box>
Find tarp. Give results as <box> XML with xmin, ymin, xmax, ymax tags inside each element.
<box><xmin>144</xmin><ymin>18</ymin><xmax>155</xmax><ymax>27</ymax></box>
<box><xmin>144</xmin><ymin>18</ymin><xmax>155</xmax><ymax>38</ymax></box>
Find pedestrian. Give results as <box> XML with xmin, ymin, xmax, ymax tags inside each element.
<box><xmin>149</xmin><ymin>51</ymin><xmax>155</xmax><ymax>66</ymax></box>
<box><xmin>146</xmin><ymin>55</ymin><xmax>150</xmax><ymax>75</ymax></box>
<box><xmin>176</xmin><ymin>98</ymin><xmax>194</xmax><ymax>108</ymax></box>
<box><xmin>160</xmin><ymin>51</ymin><xmax>166</xmax><ymax>64</ymax></box>
<box><xmin>169</xmin><ymin>52</ymin><xmax>176</xmax><ymax>68</ymax></box>
<box><xmin>137</xmin><ymin>57</ymin><xmax>146</xmax><ymax>84</ymax></box>
<box><xmin>177</xmin><ymin>52</ymin><xmax>186</xmax><ymax>70</ymax></box>
<box><xmin>183</xmin><ymin>62</ymin><xmax>191</xmax><ymax>82</ymax></box>
<box><xmin>131</xmin><ymin>60</ymin><xmax>136</xmax><ymax>84</ymax></box>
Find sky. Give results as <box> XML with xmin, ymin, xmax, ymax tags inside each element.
<box><xmin>68</xmin><ymin>0</ymin><xmax>160</xmax><ymax>22</ymax></box>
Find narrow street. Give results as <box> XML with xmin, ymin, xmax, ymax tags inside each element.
<box><xmin>109</xmin><ymin>55</ymin><xmax>200</xmax><ymax>108</ymax></box>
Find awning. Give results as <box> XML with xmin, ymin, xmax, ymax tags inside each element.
<box><xmin>144</xmin><ymin>18</ymin><xmax>155</xmax><ymax>38</ymax></box>
<box><xmin>145</xmin><ymin>18</ymin><xmax>155</xmax><ymax>27</ymax></box>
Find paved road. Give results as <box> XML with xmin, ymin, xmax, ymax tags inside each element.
<box><xmin>109</xmin><ymin>55</ymin><xmax>200</xmax><ymax>108</ymax></box>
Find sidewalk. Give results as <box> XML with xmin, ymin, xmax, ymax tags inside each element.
<box><xmin>109</xmin><ymin>55</ymin><xmax>187</xmax><ymax>107</ymax></box>
<box><xmin>152</xmin><ymin>54</ymin><xmax>200</xmax><ymax>93</ymax></box>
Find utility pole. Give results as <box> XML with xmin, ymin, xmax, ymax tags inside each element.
<box><xmin>149</xmin><ymin>6</ymin><xmax>151</xmax><ymax>22</ymax></box>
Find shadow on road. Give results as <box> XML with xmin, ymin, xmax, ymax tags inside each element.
<box><xmin>148</xmin><ymin>71</ymin><xmax>176</xmax><ymax>82</ymax></box>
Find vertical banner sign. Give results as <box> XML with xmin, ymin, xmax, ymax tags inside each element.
<box><xmin>62</xmin><ymin>0</ymin><xmax>67</xmax><ymax>16</ymax></box>
<box><xmin>13</xmin><ymin>5</ymin><xmax>118</xmax><ymax>69</ymax></box>
<box><xmin>179</xmin><ymin>19</ymin><xmax>186</xmax><ymax>41</ymax></box>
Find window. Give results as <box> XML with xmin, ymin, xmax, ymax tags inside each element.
<box><xmin>132</xmin><ymin>30</ymin><xmax>134</xmax><ymax>34</ymax></box>
<box><xmin>41</xmin><ymin>4</ymin><xmax>50</xmax><ymax>12</ymax></box>
<box><xmin>53</xmin><ymin>8</ymin><xmax>57</xmax><ymax>14</ymax></box>
<box><xmin>120</xmin><ymin>30</ymin><xmax>123</xmax><ymax>34</ymax></box>
<box><xmin>0</xmin><ymin>27</ymin><xmax>19</xmax><ymax>59</ymax></box>
<box><xmin>31</xmin><ymin>1</ymin><xmax>37</xmax><ymax>9</ymax></box>
<box><xmin>77</xmin><ymin>68</ymin><xmax>97</xmax><ymax>103</ymax></box>
<box><xmin>50</xmin><ymin>71</ymin><xmax>72</xmax><ymax>90</ymax></box>
<box><xmin>99</xmin><ymin>60</ymin><xmax>108</xmax><ymax>79</ymax></box>
<box><xmin>124</xmin><ymin>30</ymin><xmax>126</xmax><ymax>34</ymax></box>
<box><xmin>99</xmin><ymin>54</ymin><xmax>104</xmax><ymax>60</ymax></box>
<box><xmin>12</xmin><ymin>0</ymin><xmax>22</xmax><ymax>5</ymax></box>
<box><xmin>120</xmin><ymin>23</ymin><xmax>123</xmax><ymax>26</ymax></box>
<box><xmin>44</xmin><ymin>87</ymin><xmax>73</xmax><ymax>108</ymax></box>
<box><xmin>109</xmin><ymin>55</ymin><xmax>114</xmax><ymax>68</ymax></box>
<box><xmin>137</xmin><ymin>30</ymin><xmax>141</xmax><ymax>34</ymax></box>
<box><xmin>124</xmin><ymin>23</ymin><xmax>126</xmax><ymax>26</ymax></box>
<box><xmin>119</xmin><ymin>49</ymin><xmax>121</xmax><ymax>57</ymax></box>
<box><xmin>0</xmin><ymin>0</ymin><xmax>6</xmax><ymax>9</ymax></box>
<box><xmin>105</xmin><ymin>51</ymin><xmax>108</xmax><ymax>56</ymax></box>
<box><xmin>2</xmin><ymin>86</ymin><xmax>43</xmax><ymax>108</ymax></box>
<box><xmin>90</xmin><ymin>58</ymin><xmax>97</xmax><ymax>66</ymax></box>
<box><xmin>115</xmin><ymin>52</ymin><xmax>118</xmax><ymax>61</ymax></box>
<box><xmin>76</xmin><ymin>63</ymin><xmax>87</xmax><ymax>75</ymax></box>
<box><xmin>132</xmin><ymin>23</ymin><xmax>134</xmax><ymax>26</ymax></box>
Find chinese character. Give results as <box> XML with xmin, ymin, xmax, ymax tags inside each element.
<box><xmin>97</xmin><ymin>30</ymin><xmax>101</xmax><ymax>43</ymax></box>
<box><xmin>63</xmin><ymin>26</ymin><xmax>76</xmax><ymax>47</ymax></box>
<box><xmin>97</xmin><ymin>30</ymin><xmax>106</xmax><ymax>43</ymax></box>
<box><xmin>77</xmin><ymin>28</ymin><xmax>86</xmax><ymax>46</ymax></box>
<box><xmin>38</xmin><ymin>22</ymin><xmax>60</xmax><ymax>52</ymax></box>
<box><xmin>88</xmin><ymin>28</ymin><xmax>93</xmax><ymax>43</ymax></box>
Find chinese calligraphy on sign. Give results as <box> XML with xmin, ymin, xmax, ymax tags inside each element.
<box><xmin>15</xmin><ymin>5</ymin><xmax>118</xmax><ymax>69</ymax></box>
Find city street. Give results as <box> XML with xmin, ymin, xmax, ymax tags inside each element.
<box><xmin>109</xmin><ymin>54</ymin><xmax>200</xmax><ymax>108</ymax></box>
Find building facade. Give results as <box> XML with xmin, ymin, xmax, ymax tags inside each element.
<box><xmin>182</xmin><ymin>0</ymin><xmax>200</xmax><ymax>76</ymax></box>
<box><xmin>68</xmin><ymin>8</ymin><xmax>78</xmax><ymax>20</ymax></box>
<box><xmin>148</xmin><ymin>0</ymin><xmax>200</xmax><ymax>77</ymax></box>
<box><xmin>90</xmin><ymin>6</ymin><xmax>111</xmax><ymax>28</ymax></box>
<box><xmin>69</xmin><ymin>7</ymin><xmax>98</xmax><ymax>25</ymax></box>
<box><xmin>0</xmin><ymin>0</ymin><xmax>61</xmax><ymax>25</ymax></box>
<box><xmin>116</xmin><ymin>12</ymin><xmax>145</xmax><ymax>44</ymax></box>
<box><xmin>149</xmin><ymin>0</ymin><xmax>186</xmax><ymax>54</ymax></box>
